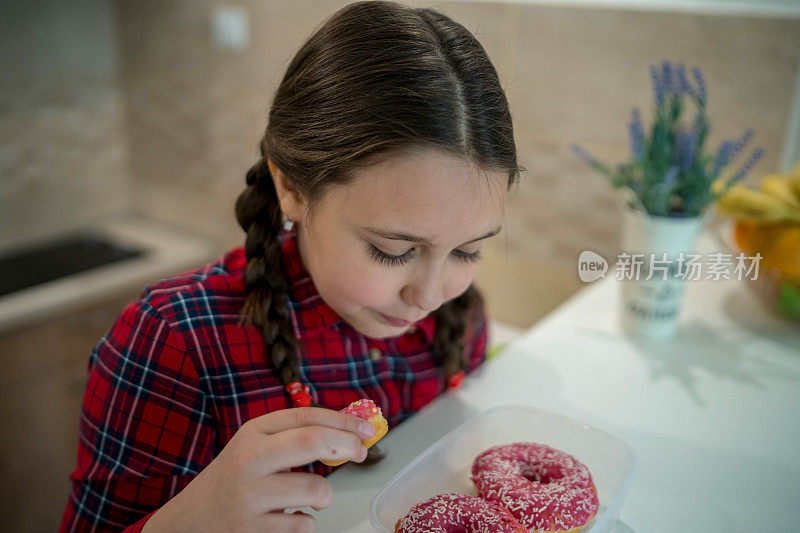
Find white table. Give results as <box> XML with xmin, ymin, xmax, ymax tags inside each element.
<box><xmin>316</xmin><ymin>232</ymin><xmax>800</xmax><ymax>532</ymax></box>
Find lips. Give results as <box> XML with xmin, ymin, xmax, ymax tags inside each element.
<box><xmin>377</xmin><ymin>311</ymin><xmax>417</xmax><ymax>327</ymax></box>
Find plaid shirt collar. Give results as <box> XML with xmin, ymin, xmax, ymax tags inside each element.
<box><xmin>277</xmin><ymin>228</ymin><xmax>436</xmax><ymax>343</ymax></box>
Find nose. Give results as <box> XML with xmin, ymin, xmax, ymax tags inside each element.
<box><xmin>401</xmin><ymin>263</ymin><xmax>446</xmax><ymax>313</ymax></box>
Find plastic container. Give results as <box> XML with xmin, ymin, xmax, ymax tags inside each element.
<box><xmin>369</xmin><ymin>405</ymin><xmax>637</xmax><ymax>532</ymax></box>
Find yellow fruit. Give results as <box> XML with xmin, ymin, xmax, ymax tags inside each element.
<box><xmin>790</xmin><ymin>164</ymin><xmax>800</xmax><ymax>203</ymax></box>
<box><xmin>719</xmin><ymin>186</ymin><xmax>800</xmax><ymax>224</ymax></box>
<box><xmin>762</xmin><ymin>175</ymin><xmax>800</xmax><ymax>209</ymax></box>
<box><xmin>735</xmin><ymin>220</ymin><xmax>800</xmax><ymax>278</ymax></box>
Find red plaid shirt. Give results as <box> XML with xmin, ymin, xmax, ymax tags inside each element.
<box><xmin>61</xmin><ymin>228</ymin><xmax>488</xmax><ymax>532</ymax></box>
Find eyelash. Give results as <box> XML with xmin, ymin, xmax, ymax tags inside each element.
<box><xmin>368</xmin><ymin>244</ymin><xmax>482</xmax><ymax>267</ymax></box>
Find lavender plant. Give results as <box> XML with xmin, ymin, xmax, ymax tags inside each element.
<box><xmin>571</xmin><ymin>60</ymin><xmax>764</xmax><ymax>218</ymax></box>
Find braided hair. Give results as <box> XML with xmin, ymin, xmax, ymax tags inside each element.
<box><xmin>235</xmin><ymin>158</ymin><xmax>303</xmax><ymax>385</ymax></box>
<box><xmin>235</xmin><ymin>1</ymin><xmax>521</xmax><ymax>393</ymax></box>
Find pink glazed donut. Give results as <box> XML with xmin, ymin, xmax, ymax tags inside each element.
<box><xmin>472</xmin><ymin>443</ymin><xmax>599</xmax><ymax>533</ymax></box>
<box><xmin>395</xmin><ymin>493</ymin><xmax>526</xmax><ymax>533</ymax></box>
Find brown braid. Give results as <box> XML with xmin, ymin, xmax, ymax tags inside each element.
<box><xmin>432</xmin><ymin>284</ymin><xmax>485</xmax><ymax>378</ymax></box>
<box><xmin>235</xmin><ymin>1</ymin><xmax>522</xmax><ymax>393</ymax></box>
<box><xmin>235</xmin><ymin>154</ymin><xmax>304</xmax><ymax>386</ymax></box>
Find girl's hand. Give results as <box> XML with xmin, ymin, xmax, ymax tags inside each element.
<box><xmin>143</xmin><ymin>407</ymin><xmax>375</xmax><ymax>532</ymax></box>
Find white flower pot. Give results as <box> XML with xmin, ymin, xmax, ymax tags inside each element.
<box><xmin>619</xmin><ymin>205</ymin><xmax>713</xmax><ymax>339</ymax></box>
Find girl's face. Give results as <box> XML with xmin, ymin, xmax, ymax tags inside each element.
<box><xmin>274</xmin><ymin>148</ymin><xmax>507</xmax><ymax>339</ymax></box>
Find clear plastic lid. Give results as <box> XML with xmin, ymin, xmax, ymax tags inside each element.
<box><xmin>370</xmin><ymin>405</ymin><xmax>637</xmax><ymax>532</ymax></box>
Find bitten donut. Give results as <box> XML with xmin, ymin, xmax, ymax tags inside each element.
<box><xmin>321</xmin><ymin>399</ymin><xmax>388</xmax><ymax>467</ymax></box>
<box><xmin>395</xmin><ymin>493</ymin><xmax>527</xmax><ymax>533</ymax></box>
<box><xmin>472</xmin><ymin>443</ymin><xmax>599</xmax><ymax>533</ymax></box>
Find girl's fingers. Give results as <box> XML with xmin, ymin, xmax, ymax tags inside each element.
<box><xmin>260</xmin><ymin>472</ymin><xmax>333</xmax><ymax>512</ymax></box>
<box><xmin>249</xmin><ymin>407</ymin><xmax>375</xmax><ymax>440</ymax></box>
<box><xmin>260</xmin><ymin>425</ymin><xmax>367</xmax><ymax>472</ymax></box>
<box><xmin>263</xmin><ymin>510</ymin><xmax>316</xmax><ymax>533</ymax></box>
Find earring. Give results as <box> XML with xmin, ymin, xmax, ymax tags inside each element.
<box><xmin>283</xmin><ymin>218</ymin><xmax>295</xmax><ymax>231</ymax></box>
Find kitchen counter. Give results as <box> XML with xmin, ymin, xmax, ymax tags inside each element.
<box><xmin>0</xmin><ymin>215</ymin><xmax>214</xmax><ymax>333</ymax></box>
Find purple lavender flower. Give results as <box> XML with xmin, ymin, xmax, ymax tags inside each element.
<box><xmin>712</xmin><ymin>140</ymin><xmax>737</xmax><ymax>177</ymax></box>
<box><xmin>674</xmin><ymin>128</ymin><xmax>697</xmax><ymax>173</ymax></box>
<box><xmin>693</xmin><ymin>112</ymin><xmax>706</xmax><ymax>136</ymax></box>
<box><xmin>655</xmin><ymin>60</ymin><xmax>702</xmax><ymax>103</ymax></box>
<box><xmin>672</xmin><ymin>126</ymin><xmax>686</xmax><ymax>162</ymax></box>
<box><xmin>569</xmin><ymin>143</ymin><xmax>615</xmax><ymax>178</ymax></box>
<box><xmin>661</xmin><ymin>60</ymin><xmax>673</xmax><ymax>95</ymax></box>
<box><xmin>711</xmin><ymin>130</ymin><xmax>753</xmax><ymax>177</ymax></box>
<box><xmin>676</xmin><ymin>64</ymin><xmax>694</xmax><ymax>99</ymax></box>
<box><xmin>650</xmin><ymin>65</ymin><xmax>665</xmax><ymax>107</ymax></box>
<box><xmin>572</xmin><ymin>59</ymin><xmax>760</xmax><ymax>218</ymax></box>
<box><xmin>628</xmin><ymin>108</ymin><xmax>646</xmax><ymax>160</ymax></box>
<box><xmin>727</xmin><ymin>148</ymin><xmax>764</xmax><ymax>185</ymax></box>
<box><xmin>683</xmin><ymin>129</ymin><xmax>698</xmax><ymax>173</ymax></box>
<box><xmin>570</xmin><ymin>143</ymin><xmax>616</xmax><ymax>179</ymax></box>
<box><xmin>692</xmin><ymin>67</ymin><xmax>707</xmax><ymax>105</ymax></box>
<box><xmin>660</xmin><ymin>60</ymin><xmax>690</xmax><ymax>99</ymax></box>
<box><xmin>662</xmin><ymin>165</ymin><xmax>680</xmax><ymax>190</ymax></box>
<box><xmin>570</xmin><ymin>143</ymin><xmax>599</xmax><ymax>166</ymax></box>
<box><xmin>734</xmin><ymin>128</ymin><xmax>754</xmax><ymax>154</ymax></box>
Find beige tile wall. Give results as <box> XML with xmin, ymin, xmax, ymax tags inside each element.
<box><xmin>0</xmin><ymin>0</ymin><xmax>132</xmax><ymax>251</ymax></box>
<box><xmin>109</xmin><ymin>0</ymin><xmax>800</xmax><ymax>325</ymax></box>
<box><xmin>115</xmin><ymin>1</ymin><xmax>800</xmax><ymax>266</ymax></box>
<box><xmin>2</xmin><ymin>1</ymin><xmax>798</xmax><ymax>324</ymax></box>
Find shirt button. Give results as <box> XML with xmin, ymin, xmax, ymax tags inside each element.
<box><xmin>368</xmin><ymin>348</ymin><xmax>382</xmax><ymax>361</ymax></box>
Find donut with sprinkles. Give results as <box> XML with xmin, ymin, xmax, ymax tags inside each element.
<box><xmin>321</xmin><ymin>398</ymin><xmax>388</xmax><ymax>467</ymax></box>
<box><xmin>395</xmin><ymin>493</ymin><xmax>527</xmax><ymax>533</ymax></box>
<box><xmin>472</xmin><ymin>443</ymin><xmax>599</xmax><ymax>533</ymax></box>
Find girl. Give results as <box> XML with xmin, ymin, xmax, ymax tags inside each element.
<box><xmin>61</xmin><ymin>1</ymin><xmax>521</xmax><ymax>531</ymax></box>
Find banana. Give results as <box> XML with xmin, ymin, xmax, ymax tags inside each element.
<box><xmin>761</xmin><ymin>174</ymin><xmax>800</xmax><ymax>209</ymax></box>
<box><xmin>790</xmin><ymin>162</ymin><xmax>800</xmax><ymax>204</ymax></box>
<box><xmin>718</xmin><ymin>185</ymin><xmax>800</xmax><ymax>224</ymax></box>
<box><xmin>718</xmin><ymin>160</ymin><xmax>800</xmax><ymax>224</ymax></box>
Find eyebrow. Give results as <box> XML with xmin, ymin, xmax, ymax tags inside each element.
<box><xmin>363</xmin><ymin>226</ymin><xmax>502</xmax><ymax>248</ymax></box>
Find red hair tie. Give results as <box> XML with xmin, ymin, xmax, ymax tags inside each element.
<box><xmin>286</xmin><ymin>381</ymin><xmax>312</xmax><ymax>407</ymax></box>
<box><xmin>447</xmin><ymin>370</ymin><xmax>466</xmax><ymax>390</ymax></box>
